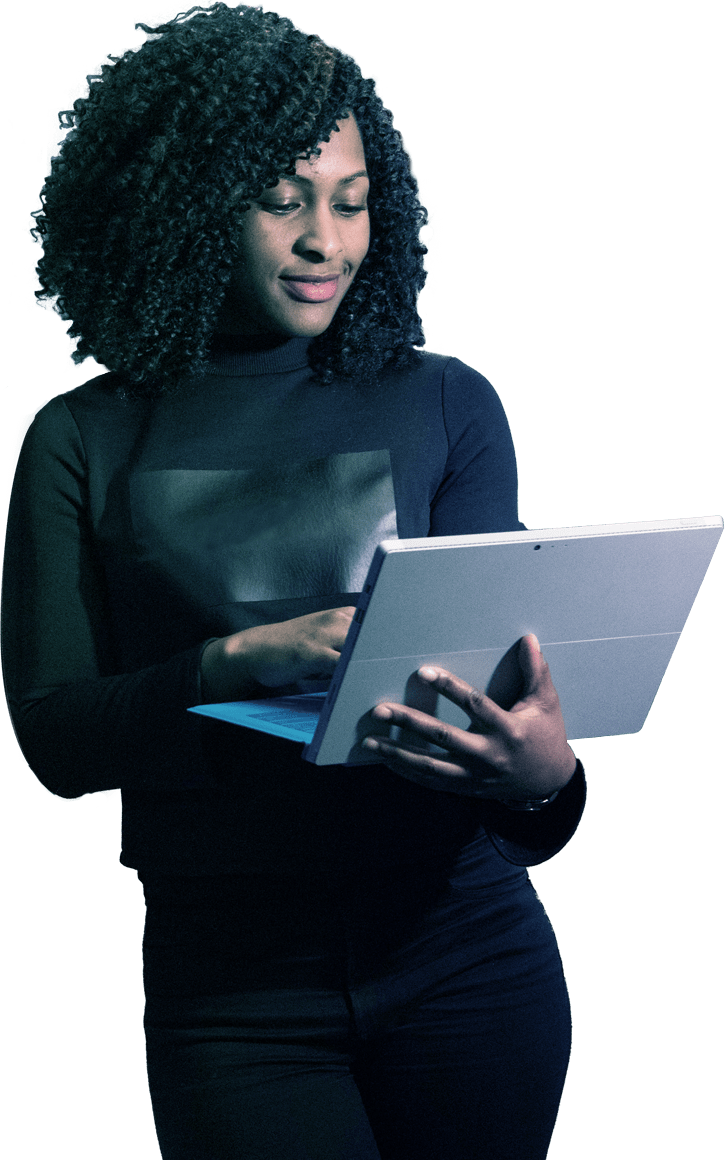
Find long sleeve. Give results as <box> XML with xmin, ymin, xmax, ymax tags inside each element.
<box><xmin>2</xmin><ymin>350</ymin><xmax>585</xmax><ymax>874</ymax></box>
<box><xmin>429</xmin><ymin>357</ymin><xmax>526</xmax><ymax>537</ymax></box>
<box><xmin>1</xmin><ymin>396</ymin><xmax>211</xmax><ymax>798</ymax></box>
<box><xmin>429</xmin><ymin>359</ymin><xmax>586</xmax><ymax>866</ymax></box>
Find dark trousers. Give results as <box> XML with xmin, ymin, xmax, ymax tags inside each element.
<box><xmin>142</xmin><ymin>851</ymin><xmax>571</xmax><ymax>1160</ymax></box>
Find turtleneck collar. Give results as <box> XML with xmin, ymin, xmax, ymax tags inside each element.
<box><xmin>204</xmin><ymin>335</ymin><xmax>311</xmax><ymax>377</ymax></box>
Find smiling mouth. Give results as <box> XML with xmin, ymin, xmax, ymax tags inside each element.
<box><xmin>280</xmin><ymin>276</ymin><xmax>340</xmax><ymax>303</ymax></box>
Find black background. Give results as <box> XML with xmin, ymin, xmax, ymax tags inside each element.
<box><xmin>7</xmin><ymin>4</ymin><xmax>719</xmax><ymax>1155</ymax></box>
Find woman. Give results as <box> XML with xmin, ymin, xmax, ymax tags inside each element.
<box><xmin>2</xmin><ymin>5</ymin><xmax>586</xmax><ymax>1157</ymax></box>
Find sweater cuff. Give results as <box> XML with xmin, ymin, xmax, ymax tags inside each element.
<box><xmin>477</xmin><ymin>759</ymin><xmax>586</xmax><ymax>866</ymax></box>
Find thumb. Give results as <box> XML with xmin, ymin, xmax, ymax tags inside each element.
<box><xmin>517</xmin><ymin>633</ymin><xmax>547</xmax><ymax>700</ymax></box>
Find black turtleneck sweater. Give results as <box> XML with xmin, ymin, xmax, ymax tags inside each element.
<box><xmin>2</xmin><ymin>340</ymin><xmax>585</xmax><ymax>875</ymax></box>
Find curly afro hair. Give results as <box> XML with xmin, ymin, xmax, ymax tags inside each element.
<box><xmin>32</xmin><ymin>3</ymin><xmax>428</xmax><ymax>396</ymax></box>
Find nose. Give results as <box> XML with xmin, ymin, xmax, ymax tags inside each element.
<box><xmin>292</xmin><ymin>204</ymin><xmax>343</xmax><ymax>263</ymax></box>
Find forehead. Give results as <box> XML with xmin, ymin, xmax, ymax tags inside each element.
<box><xmin>293</xmin><ymin>116</ymin><xmax>367</xmax><ymax>181</ymax></box>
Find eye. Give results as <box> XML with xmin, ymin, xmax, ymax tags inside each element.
<box><xmin>257</xmin><ymin>200</ymin><xmax>364</xmax><ymax>214</ymax></box>
<box><xmin>259</xmin><ymin>201</ymin><xmax>299</xmax><ymax>213</ymax></box>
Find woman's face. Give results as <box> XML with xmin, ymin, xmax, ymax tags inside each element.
<box><xmin>217</xmin><ymin>116</ymin><xmax>370</xmax><ymax>339</ymax></box>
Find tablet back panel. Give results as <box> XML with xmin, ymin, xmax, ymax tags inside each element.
<box><xmin>307</xmin><ymin>516</ymin><xmax>722</xmax><ymax>764</ymax></box>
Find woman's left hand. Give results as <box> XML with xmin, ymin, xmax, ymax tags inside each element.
<box><xmin>362</xmin><ymin>634</ymin><xmax>577</xmax><ymax>801</ymax></box>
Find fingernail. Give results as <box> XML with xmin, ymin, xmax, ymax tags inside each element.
<box><xmin>530</xmin><ymin>634</ymin><xmax>541</xmax><ymax>652</ymax></box>
<box><xmin>362</xmin><ymin>737</ymin><xmax>379</xmax><ymax>750</ymax></box>
<box><xmin>372</xmin><ymin>705</ymin><xmax>393</xmax><ymax>720</ymax></box>
<box><xmin>417</xmin><ymin>666</ymin><xmax>438</xmax><ymax>681</ymax></box>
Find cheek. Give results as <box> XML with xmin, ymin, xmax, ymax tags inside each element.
<box><xmin>235</xmin><ymin>217</ymin><xmax>284</xmax><ymax>282</ymax></box>
<box><xmin>228</xmin><ymin>252</ymin><xmax>275</xmax><ymax>304</ymax></box>
<box><xmin>354</xmin><ymin>220</ymin><xmax>371</xmax><ymax>268</ymax></box>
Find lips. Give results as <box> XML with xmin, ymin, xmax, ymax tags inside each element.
<box><xmin>280</xmin><ymin>276</ymin><xmax>340</xmax><ymax>303</ymax></box>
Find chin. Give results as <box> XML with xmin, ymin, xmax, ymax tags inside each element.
<box><xmin>277</xmin><ymin>312</ymin><xmax>339</xmax><ymax>339</ymax></box>
<box><xmin>296</xmin><ymin>321</ymin><xmax>336</xmax><ymax>338</ymax></box>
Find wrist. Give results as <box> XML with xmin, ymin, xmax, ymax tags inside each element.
<box><xmin>200</xmin><ymin>632</ymin><xmax>261</xmax><ymax>702</ymax></box>
<box><xmin>497</xmin><ymin>790</ymin><xmax>561</xmax><ymax>811</ymax></box>
<box><xmin>497</xmin><ymin>749</ymin><xmax>578</xmax><ymax>811</ymax></box>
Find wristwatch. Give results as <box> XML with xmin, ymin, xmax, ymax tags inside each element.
<box><xmin>497</xmin><ymin>790</ymin><xmax>560</xmax><ymax>811</ymax></box>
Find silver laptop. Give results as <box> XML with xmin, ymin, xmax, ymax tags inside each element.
<box><xmin>189</xmin><ymin>515</ymin><xmax>722</xmax><ymax>764</ymax></box>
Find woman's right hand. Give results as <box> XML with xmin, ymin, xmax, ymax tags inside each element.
<box><xmin>199</xmin><ymin>607</ymin><xmax>356</xmax><ymax>702</ymax></box>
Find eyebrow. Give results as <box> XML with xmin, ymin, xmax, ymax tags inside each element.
<box><xmin>282</xmin><ymin>170</ymin><xmax>369</xmax><ymax>187</ymax></box>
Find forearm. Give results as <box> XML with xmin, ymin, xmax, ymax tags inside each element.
<box><xmin>8</xmin><ymin>646</ymin><xmax>211</xmax><ymax>798</ymax></box>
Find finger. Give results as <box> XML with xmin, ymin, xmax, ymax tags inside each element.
<box><xmin>368</xmin><ymin>703</ymin><xmax>509</xmax><ymax>773</ymax></box>
<box><xmin>363</xmin><ymin>734</ymin><xmax>461</xmax><ymax>771</ymax></box>
<box><xmin>366</xmin><ymin>740</ymin><xmax>506</xmax><ymax>797</ymax></box>
<box><xmin>363</xmin><ymin>735</ymin><xmax>499</xmax><ymax>788</ymax></box>
<box><xmin>414</xmin><ymin>666</ymin><xmax>510</xmax><ymax>731</ymax></box>
<box><xmin>370</xmin><ymin>701</ymin><xmax>481</xmax><ymax>755</ymax></box>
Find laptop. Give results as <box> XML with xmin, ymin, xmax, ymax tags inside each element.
<box><xmin>189</xmin><ymin>514</ymin><xmax>722</xmax><ymax>764</ymax></box>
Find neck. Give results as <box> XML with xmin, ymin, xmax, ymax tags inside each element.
<box><xmin>204</xmin><ymin>333</ymin><xmax>312</xmax><ymax>377</ymax></box>
<box><xmin>210</xmin><ymin>332</ymin><xmax>296</xmax><ymax>355</ymax></box>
